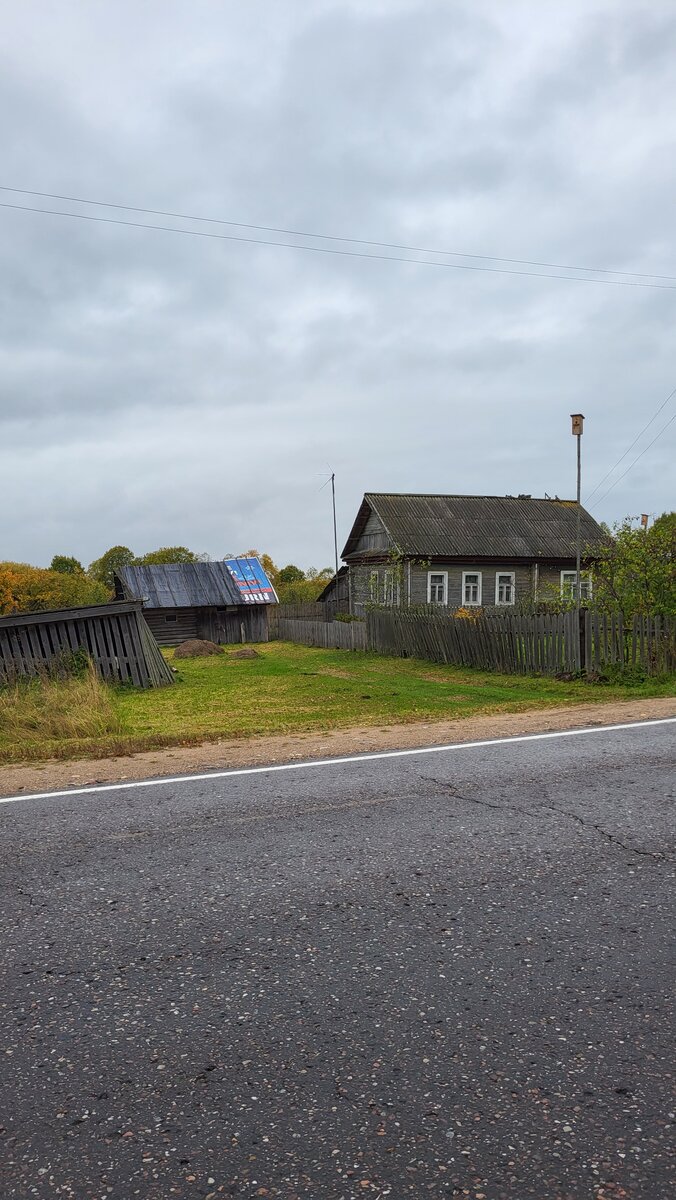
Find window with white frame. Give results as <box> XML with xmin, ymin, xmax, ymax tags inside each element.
<box><xmin>427</xmin><ymin>571</ymin><xmax>447</xmax><ymax>604</ymax></box>
<box><xmin>462</xmin><ymin>571</ymin><xmax>482</xmax><ymax>605</ymax></box>
<box><xmin>369</xmin><ymin>570</ymin><xmax>379</xmax><ymax>602</ymax></box>
<box><xmin>383</xmin><ymin>570</ymin><xmax>395</xmax><ymax>606</ymax></box>
<box><xmin>495</xmin><ymin>571</ymin><xmax>515</xmax><ymax>605</ymax></box>
<box><xmin>560</xmin><ymin>570</ymin><xmax>592</xmax><ymax>601</ymax></box>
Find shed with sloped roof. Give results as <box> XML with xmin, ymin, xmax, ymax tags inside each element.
<box><xmin>115</xmin><ymin>559</ymin><xmax>277</xmax><ymax>646</ymax></box>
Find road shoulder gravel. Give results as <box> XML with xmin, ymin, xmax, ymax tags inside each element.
<box><xmin>1</xmin><ymin>695</ymin><xmax>673</xmax><ymax>797</ymax></box>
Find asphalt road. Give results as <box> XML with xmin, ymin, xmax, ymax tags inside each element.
<box><xmin>1</xmin><ymin>721</ymin><xmax>674</xmax><ymax>1199</ymax></box>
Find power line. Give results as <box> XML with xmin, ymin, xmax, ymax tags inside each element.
<box><xmin>1</xmin><ymin>183</ymin><xmax>674</xmax><ymax>282</ymax></box>
<box><xmin>590</xmin><ymin>412</ymin><xmax>676</xmax><ymax>510</ymax></box>
<box><xmin>585</xmin><ymin>386</ymin><xmax>676</xmax><ymax>503</ymax></box>
<box><xmin>2</xmin><ymin>199</ymin><xmax>676</xmax><ymax>290</ymax></box>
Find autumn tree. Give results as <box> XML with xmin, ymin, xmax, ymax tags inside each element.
<box><xmin>276</xmin><ymin>566</ymin><xmax>334</xmax><ymax>604</ymax></box>
<box><xmin>50</xmin><ymin>555</ymin><xmax>84</xmax><ymax>575</ymax></box>
<box><xmin>88</xmin><ymin>546</ymin><xmax>136</xmax><ymax>591</ymax></box>
<box><xmin>136</xmin><ymin>546</ymin><xmax>206</xmax><ymax>566</ymax></box>
<box><xmin>276</xmin><ymin>564</ymin><xmax>305</xmax><ymax>584</ymax></box>
<box><xmin>591</xmin><ymin>512</ymin><xmax>675</xmax><ymax>616</ymax></box>
<box><xmin>0</xmin><ymin>562</ymin><xmax>109</xmax><ymax>615</ymax></box>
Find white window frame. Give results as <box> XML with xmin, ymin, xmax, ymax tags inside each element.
<box><xmin>495</xmin><ymin>571</ymin><xmax>516</xmax><ymax>606</ymax></box>
<box><xmin>462</xmin><ymin>570</ymin><xmax>482</xmax><ymax>606</ymax></box>
<box><xmin>427</xmin><ymin>570</ymin><xmax>448</xmax><ymax>605</ymax></box>
<box><xmin>369</xmin><ymin>570</ymin><xmax>379</xmax><ymax>602</ymax></box>
<box><xmin>383</xmin><ymin>569</ymin><xmax>395</xmax><ymax>606</ymax></box>
<box><xmin>560</xmin><ymin>570</ymin><xmax>592</xmax><ymax>601</ymax></box>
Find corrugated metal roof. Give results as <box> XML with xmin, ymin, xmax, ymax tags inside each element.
<box><xmin>117</xmin><ymin>562</ymin><xmax>244</xmax><ymax>608</ymax></box>
<box><xmin>343</xmin><ymin>493</ymin><xmax>609</xmax><ymax>559</ymax></box>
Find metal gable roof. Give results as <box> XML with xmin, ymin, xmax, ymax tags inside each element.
<box><xmin>343</xmin><ymin>493</ymin><xmax>610</xmax><ymax>560</ymax></box>
<box><xmin>116</xmin><ymin>561</ymin><xmax>244</xmax><ymax>608</ymax></box>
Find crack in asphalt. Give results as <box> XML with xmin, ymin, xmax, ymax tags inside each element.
<box><xmin>423</xmin><ymin>776</ymin><xmax>671</xmax><ymax>863</ymax></box>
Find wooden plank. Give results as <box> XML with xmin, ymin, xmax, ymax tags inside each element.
<box><xmin>106</xmin><ymin>615</ymin><xmax>127</xmax><ymax>682</ymax></box>
<box><xmin>0</xmin><ymin>600</ymin><xmax>145</xmax><ymax>629</ymax></box>
<box><xmin>122</xmin><ymin>612</ymin><xmax>145</xmax><ymax>686</ymax></box>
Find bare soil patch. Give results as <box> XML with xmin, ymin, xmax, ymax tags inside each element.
<box><xmin>1</xmin><ymin>696</ymin><xmax>672</xmax><ymax>798</ymax></box>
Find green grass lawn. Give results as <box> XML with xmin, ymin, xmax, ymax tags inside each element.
<box><xmin>1</xmin><ymin>641</ymin><xmax>673</xmax><ymax>765</ymax></box>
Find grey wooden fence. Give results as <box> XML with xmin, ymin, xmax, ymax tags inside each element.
<box><xmin>585</xmin><ymin>612</ymin><xmax>675</xmax><ymax>675</ymax></box>
<box><xmin>0</xmin><ymin>601</ymin><xmax>175</xmax><ymax>687</ymax></box>
<box><xmin>270</xmin><ymin>606</ymin><xmax>674</xmax><ymax>676</ymax></box>
<box><xmin>366</xmin><ymin>608</ymin><xmax>675</xmax><ymax>675</ymax></box>
<box><xmin>273</xmin><ymin>617</ymin><xmax>367</xmax><ymax>651</ymax></box>
<box><xmin>366</xmin><ymin>608</ymin><xmax>582</xmax><ymax>674</ymax></box>
<box><xmin>274</xmin><ymin>602</ymin><xmax>339</xmax><ymax>622</ymax></box>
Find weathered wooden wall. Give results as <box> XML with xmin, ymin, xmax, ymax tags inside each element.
<box><xmin>144</xmin><ymin>606</ymin><xmax>270</xmax><ymax>647</ymax></box>
<box><xmin>0</xmin><ymin>602</ymin><xmax>174</xmax><ymax>687</ymax></box>
<box><xmin>144</xmin><ymin>607</ymin><xmax>199</xmax><ymax>646</ymax></box>
<box><xmin>198</xmin><ymin>607</ymin><xmax>269</xmax><ymax>646</ymax></box>
<box><xmin>270</xmin><ymin>602</ymin><xmax>340</xmax><ymax>624</ymax></box>
<box><xmin>407</xmin><ymin>563</ymin><xmax>534</xmax><ymax>607</ymax></box>
<box><xmin>346</xmin><ymin>559</ymin><xmax>598</xmax><ymax>613</ymax></box>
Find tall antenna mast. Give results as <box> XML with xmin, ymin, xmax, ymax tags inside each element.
<box><xmin>318</xmin><ymin>467</ymin><xmax>340</xmax><ymax>577</ymax></box>
<box><xmin>331</xmin><ymin>472</ymin><xmax>339</xmax><ymax>577</ymax></box>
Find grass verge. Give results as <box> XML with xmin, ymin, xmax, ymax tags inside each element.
<box><xmin>0</xmin><ymin>662</ymin><xmax>123</xmax><ymax>759</ymax></box>
<box><xmin>1</xmin><ymin>641</ymin><xmax>673</xmax><ymax>766</ymax></box>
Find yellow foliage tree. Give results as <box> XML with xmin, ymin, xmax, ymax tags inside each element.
<box><xmin>0</xmin><ymin>562</ymin><xmax>109</xmax><ymax>616</ymax></box>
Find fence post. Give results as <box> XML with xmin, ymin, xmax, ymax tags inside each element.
<box><xmin>579</xmin><ymin>608</ymin><xmax>587</xmax><ymax>674</ymax></box>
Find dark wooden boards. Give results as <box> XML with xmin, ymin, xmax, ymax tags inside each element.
<box><xmin>0</xmin><ymin>602</ymin><xmax>174</xmax><ymax>688</ymax></box>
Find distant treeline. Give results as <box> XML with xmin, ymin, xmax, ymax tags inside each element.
<box><xmin>0</xmin><ymin>544</ymin><xmax>335</xmax><ymax>615</ymax></box>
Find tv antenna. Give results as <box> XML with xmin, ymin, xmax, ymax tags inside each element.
<box><xmin>319</xmin><ymin>468</ymin><xmax>339</xmax><ymax>576</ymax></box>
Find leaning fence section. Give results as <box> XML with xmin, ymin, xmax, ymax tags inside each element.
<box><xmin>0</xmin><ymin>601</ymin><xmax>175</xmax><ymax>687</ymax></box>
<box><xmin>366</xmin><ymin>609</ymin><xmax>582</xmax><ymax>674</ymax></box>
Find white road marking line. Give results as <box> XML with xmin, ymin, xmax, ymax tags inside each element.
<box><xmin>1</xmin><ymin>717</ymin><xmax>674</xmax><ymax>807</ymax></box>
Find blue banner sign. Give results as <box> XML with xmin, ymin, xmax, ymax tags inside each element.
<box><xmin>225</xmin><ymin>557</ymin><xmax>278</xmax><ymax>605</ymax></box>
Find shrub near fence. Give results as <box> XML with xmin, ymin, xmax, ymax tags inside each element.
<box><xmin>585</xmin><ymin>612</ymin><xmax>675</xmax><ymax>675</ymax></box>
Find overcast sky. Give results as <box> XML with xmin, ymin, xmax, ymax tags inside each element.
<box><xmin>1</xmin><ymin>0</ymin><xmax>674</xmax><ymax>571</ymax></box>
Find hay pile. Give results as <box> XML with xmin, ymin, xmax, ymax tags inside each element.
<box><xmin>173</xmin><ymin>639</ymin><xmax>224</xmax><ymax>659</ymax></box>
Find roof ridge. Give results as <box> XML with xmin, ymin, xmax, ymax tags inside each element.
<box><xmin>365</xmin><ymin>491</ymin><xmax>576</xmax><ymax>502</ymax></box>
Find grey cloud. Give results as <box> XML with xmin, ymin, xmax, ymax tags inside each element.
<box><xmin>1</xmin><ymin>0</ymin><xmax>674</xmax><ymax>569</ymax></box>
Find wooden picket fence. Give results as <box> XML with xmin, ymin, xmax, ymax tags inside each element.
<box><xmin>272</xmin><ymin>617</ymin><xmax>367</xmax><ymax>651</ymax></box>
<box><xmin>273</xmin><ymin>606</ymin><xmax>675</xmax><ymax>677</ymax></box>
<box><xmin>585</xmin><ymin>612</ymin><xmax>675</xmax><ymax>676</ymax></box>
<box><xmin>366</xmin><ymin>608</ymin><xmax>582</xmax><ymax>674</ymax></box>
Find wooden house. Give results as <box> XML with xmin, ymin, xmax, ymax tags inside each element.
<box><xmin>332</xmin><ymin>493</ymin><xmax>610</xmax><ymax>615</ymax></box>
<box><xmin>115</xmin><ymin>559</ymin><xmax>277</xmax><ymax>647</ymax></box>
<box><xmin>315</xmin><ymin>565</ymin><xmax>350</xmax><ymax>613</ymax></box>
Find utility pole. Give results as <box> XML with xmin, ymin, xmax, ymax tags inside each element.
<box><xmin>331</xmin><ymin>472</ymin><xmax>339</xmax><ymax>578</ymax></box>
<box><xmin>571</xmin><ymin>413</ymin><xmax>585</xmax><ymax>614</ymax></box>
<box><xmin>318</xmin><ymin>469</ymin><xmax>340</xmax><ymax>577</ymax></box>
